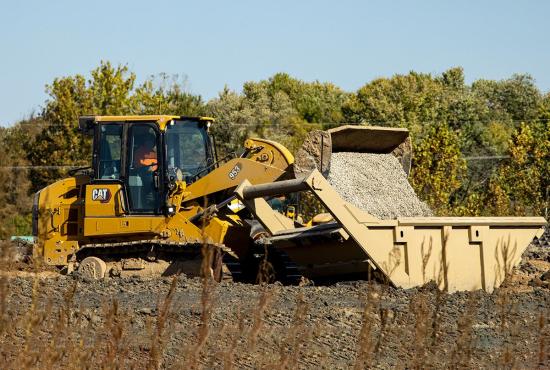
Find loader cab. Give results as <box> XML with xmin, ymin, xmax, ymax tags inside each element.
<box><xmin>81</xmin><ymin>115</ymin><xmax>215</xmax><ymax>215</ymax></box>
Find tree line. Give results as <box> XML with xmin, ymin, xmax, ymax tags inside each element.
<box><xmin>0</xmin><ymin>61</ymin><xmax>548</xmax><ymax>238</ymax></box>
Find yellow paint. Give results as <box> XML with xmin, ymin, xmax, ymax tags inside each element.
<box><xmin>36</xmin><ymin>175</ymin><xmax>89</xmax><ymax>265</ymax></box>
<box><xmin>185</xmin><ymin>157</ymin><xmax>289</xmax><ymax>202</ymax></box>
<box><xmin>84</xmin><ymin>183</ymin><xmax>126</xmax><ymax>217</ymax></box>
<box><xmin>244</xmin><ymin>138</ymin><xmax>295</xmax><ymax>167</ymax></box>
<box><xmin>84</xmin><ymin>217</ymin><xmax>153</xmax><ymax>236</ymax></box>
<box><xmin>90</xmin><ymin>115</ymin><xmax>214</xmax><ymax>131</ymax></box>
<box><xmin>166</xmin><ymin>180</ymin><xmax>188</xmax><ymax>214</ymax></box>
<box><xmin>203</xmin><ymin>217</ymin><xmax>230</xmax><ymax>244</ymax></box>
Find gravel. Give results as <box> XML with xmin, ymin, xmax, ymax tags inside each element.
<box><xmin>2</xmin><ymin>269</ymin><xmax>548</xmax><ymax>369</ymax></box>
<box><xmin>327</xmin><ymin>152</ymin><xmax>433</xmax><ymax>219</ymax></box>
<box><xmin>1</xmin><ymin>235</ymin><xmax>547</xmax><ymax>369</ymax></box>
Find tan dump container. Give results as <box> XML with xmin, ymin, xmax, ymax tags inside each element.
<box><xmin>235</xmin><ymin>170</ymin><xmax>546</xmax><ymax>293</ymax></box>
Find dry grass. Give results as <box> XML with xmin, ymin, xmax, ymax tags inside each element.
<box><xmin>0</xmin><ymin>276</ymin><xmax>547</xmax><ymax>369</ymax></box>
<box><xmin>0</xmin><ymin>239</ymin><xmax>548</xmax><ymax>369</ymax></box>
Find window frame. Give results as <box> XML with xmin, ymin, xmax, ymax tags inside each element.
<box><xmin>165</xmin><ymin>120</ymin><xmax>215</xmax><ymax>183</ymax></box>
<box><xmin>124</xmin><ymin>122</ymin><xmax>164</xmax><ymax>215</ymax></box>
<box><xmin>94</xmin><ymin>123</ymin><xmax>124</xmax><ymax>181</ymax></box>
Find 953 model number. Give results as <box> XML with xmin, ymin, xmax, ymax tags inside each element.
<box><xmin>228</xmin><ymin>163</ymin><xmax>242</xmax><ymax>180</ymax></box>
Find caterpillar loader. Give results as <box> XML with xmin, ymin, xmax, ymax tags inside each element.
<box><xmin>33</xmin><ymin>115</ymin><xmax>546</xmax><ymax>292</ymax></box>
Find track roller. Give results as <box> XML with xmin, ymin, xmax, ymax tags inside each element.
<box><xmin>78</xmin><ymin>256</ymin><xmax>107</xmax><ymax>279</ymax></box>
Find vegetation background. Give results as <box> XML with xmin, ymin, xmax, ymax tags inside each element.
<box><xmin>0</xmin><ymin>61</ymin><xmax>548</xmax><ymax>238</ymax></box>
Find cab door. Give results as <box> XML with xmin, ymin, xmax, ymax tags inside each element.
<box><xmin>126</xmin><ymin>123</ymin><xmax>162</xmax><ymax>213</ymax></box>
<box><xmin>85</xmin><ymin>123</ymin><xmax>126</xmax><ymax>218</ymax></box>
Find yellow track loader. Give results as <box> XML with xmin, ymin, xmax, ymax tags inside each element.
<box><xmin>33</xmin><ymin>115</ymin><xmax>546</xmax><ymax>291</ymax></box>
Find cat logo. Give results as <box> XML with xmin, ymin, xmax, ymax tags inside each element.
<box><xmin>91</xmin><ymin>188</ymin><xmax>112</xmax><ymax>203</ymax></box>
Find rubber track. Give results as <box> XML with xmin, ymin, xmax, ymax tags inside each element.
<box><xmin>78</xmin><ymin>239</ymin><xmax>242</xmax><ymax>281</ymax></box>
<box><xmin>266</xmin><ymin>245</ymin><xmax>303</xmax><ymax>285</ymax></box>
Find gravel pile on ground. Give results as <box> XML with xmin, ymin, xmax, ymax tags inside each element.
<box><xmin>327</xmin><ymin>152</ymin><xmax>432</xmax><ymax>219</ymax></box>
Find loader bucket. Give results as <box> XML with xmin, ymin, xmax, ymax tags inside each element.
<box><xmin>293</xmin><ymin>125</ymin><xmax>412</xmax><ymax>178</ymax></box>
<box><xmin>235</xmin><ymin>170</ymin><xmax>546</xmax><ymax>293</ymax></box>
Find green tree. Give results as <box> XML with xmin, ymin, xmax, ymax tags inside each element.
<box><xmin>410</xmin><ymin>122</ymin><xmax>467</xmax><ymax>214</ymax></box>
<box><xmin>131</xmin><ymin>73</ymin><xmax>204</xmax><ymax>115</ymax></box>
<box><xmin>341</xmin><ymin>71</ymin><xmax>449</xmax><ymax>133</ymax></box>
<box><xmin>206</xmin><ymin>83</ymin><xmax>307</xmax><ymax>157</ymax></box>
<box><xmin>486</xmin><ymin>122</ymin><xmax>549</xmax><ymax>216</ymax></box>
<box><xmin>0</xmin><ymin>118</ymin><xmax>42</xmax><ymax>237</ymax></box>
<box><xmin>206</xmin><ymin>73</ymin><xmax>345</xmax><ymax>158</ymax></box>
<box><xmin>472</xmin><ymin>74</ymin><xmax>542</xmax><ymax>123</ymax></box>
<box><xmin>11</xmin><ymin>63</ymin><xmax>550</xmax><ymax>225</ymax></box>
<box><xmin>262</xmin><ymin>73</ymin><xmax>348</xmax><ymax>123</ymax></box>
<box><xmin>538</xmin><ymin>92</ymin><xmax>550</xmax><ymax>122</ymax></box>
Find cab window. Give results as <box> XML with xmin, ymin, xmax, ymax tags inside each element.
<box><xmin>98</xmin><ymin>124</ymin><xmax>122</xmax><ymax>180</ymax></box>
<box><xmin>165</xmin><ymin>121</ymin><xmax>210</xmax><ymax>183</ymax></box>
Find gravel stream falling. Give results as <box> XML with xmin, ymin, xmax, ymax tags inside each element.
<box><xmin>327</xmin><ymin>152</ymin><xmax>432</xmax><ymax>219</ymax></box>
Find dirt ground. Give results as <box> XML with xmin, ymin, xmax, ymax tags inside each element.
<box><xmin>1</xmin><ymin>239</ymin><xmax>549</xmax><ymax>369</ymax></box>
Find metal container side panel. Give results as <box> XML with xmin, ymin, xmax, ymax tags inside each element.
<box><xmin>481</xmin><ymin>225</ymin><xmax>544</xmax><ymax>292</ymax></box>
<box><xmin>443</xmin><ymin>226</ymin><xmax>485</xmax><ymax>292</ymax></box>
<box><xmin>267</xmin><ymin>222</ymin><xmax>544</xmax><ymax>291</ymax></box>
<box><xmin>391</xmin><ymin>226</ymin><xmax>485</xmax><ymax>292</ymax></box>
<box><xmin>387</xmin><ymin>226</ymin><xmax>449</xmax><ymax>290</ymax></box>
<box><xmin>397</xmin><ymin>216</ymin><xmax>547</xmax><ymax>228</ymax></box>
<box><xmin>395</xmin><ymin>217</ymin><xmax>545</xmax><ymax>292</ymax></box>
<box><xmin>386</xmin><ymin>221</ymin><xmax>544</xmax><ymax>292</ymax></box>
<box><xmin>235</xmin><ymin>169</ymin><xmax>546</xmax><ymax>292</ymax></box>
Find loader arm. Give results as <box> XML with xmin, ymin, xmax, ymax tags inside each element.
<box><xmin>184</xmin><ymin>138</ymin><xmax>295</xmax><ymax>202</ymax></box>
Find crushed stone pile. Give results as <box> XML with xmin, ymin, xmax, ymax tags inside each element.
<box><xmin>327</xmin><ymin>152</ymin><xmax>433</xmax><ymax>219</ymax></box>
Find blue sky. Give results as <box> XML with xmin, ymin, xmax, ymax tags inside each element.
<box><xmin>1</xmin><ymin>0</ymin><xmax>549</xmax><ymax>126</ymax></box>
